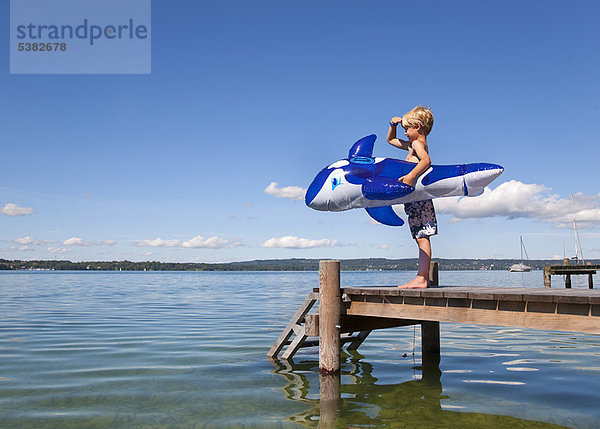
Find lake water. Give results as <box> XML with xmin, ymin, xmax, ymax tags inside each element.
<box><xmin>0</xmin><ymin>270</ymin><xmax>598</xmax><ymax>428</ymax></box>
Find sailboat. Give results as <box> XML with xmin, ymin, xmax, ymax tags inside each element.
<box><xmin>509</xmin><ymin>236</ymin><xmax>532</xmax><ymax>272</ymax></box>
<box><xmin>570</xmin><ymin>195</ymin><xmax>585</xmax><ymax>265</ymax></box>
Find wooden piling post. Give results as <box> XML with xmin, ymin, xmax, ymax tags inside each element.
<box><xmin>544</xmin><ymin>265</ymin><xmax>552</xmax><ymax>288</ymax></box>
<box><xmin>318</xmin><ymin>372</ymin><xmax>340</xmax><ymax>427</ymax></box>
<box><xmin>319</xmin><ymin>260</ymin><xmax>341</xmax><ymax>375</ymax></box>
<box><xmin>422</xmin><ymin>261</ymin><xmax>440</xmax><ymax>369</ymax></box>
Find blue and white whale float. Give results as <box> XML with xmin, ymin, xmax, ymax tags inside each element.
<box><xmin>305</xmin><ymin>134</ymin><xmax>504</xmax><ymax>226</ymax></box>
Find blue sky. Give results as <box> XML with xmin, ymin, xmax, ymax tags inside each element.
<box><xmin>2</xmin><ymin>0</ymin><xmax>600</xmax><ymax>263</ymax></box>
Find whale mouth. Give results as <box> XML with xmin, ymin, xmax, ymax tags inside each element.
<box><xmin>305</xmin><ymin>167</ymin><xmax>331</xmax><ymax>208</ymax></box>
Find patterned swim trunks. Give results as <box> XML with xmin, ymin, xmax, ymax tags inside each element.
<box><xmin>403</xmin><ymin>199</ymin><xmax>438</xmax><ymax>239</ymax></box>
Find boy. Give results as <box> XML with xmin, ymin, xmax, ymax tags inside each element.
<box><xmin>387</xmin><ymin>106</ymin><xmax>437</xmax><ymax>289</ymax></box>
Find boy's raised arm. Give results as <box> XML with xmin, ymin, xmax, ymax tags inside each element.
<box><xmin>387</xmin><ymin>116</ymin><xmax>410</xmax><ymax>150</ymax></box>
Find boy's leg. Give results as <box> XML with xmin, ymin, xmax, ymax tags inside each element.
<box><xmin>400</xmin><ymin>199</ymin><xmax>436</xmax><ymax>289</ymax></box>
<box><xmin>398</xmin><ymin>236</ymin><xmax>431</xmax><ymax>289</ymax></box>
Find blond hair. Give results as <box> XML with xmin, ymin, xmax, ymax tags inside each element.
<box><xmin>403</xmin><ymin>106</ymin><xmax>434</xmax><ymax>136</ymax></box>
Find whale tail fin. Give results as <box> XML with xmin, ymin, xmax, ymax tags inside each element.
<box><xmin>365</xmin><ymin>205</ymin><xmax>405</xmax><ymax>226</ymax></box>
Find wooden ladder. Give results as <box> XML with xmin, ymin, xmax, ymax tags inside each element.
<box><xmin>266</xmin><ymin>291</ymin><xmax>380</xmax><ymax>360</ymax></box>
<box><xmin>266</xmin><ymin>291</ymin><xmax>318</xmax><ymax>359</ymax></box>
<box><xmin>267</xmin><ymin>261</ymin><xmax>440</xmax><ymax>361</ymax></box>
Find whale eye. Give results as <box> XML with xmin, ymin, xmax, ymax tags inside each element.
<box><xmin>332</xmin><ymin>177</ymin><xmax>342</xmax><ymax>190</ymax></box>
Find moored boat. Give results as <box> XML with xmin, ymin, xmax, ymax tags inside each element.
<box><xmin>509</xmin><ymin>236</ymin><xmax>532</xmax><ymax>272</ymax></box>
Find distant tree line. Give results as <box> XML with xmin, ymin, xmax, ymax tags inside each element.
<box><xmin>2</xmin><ymin>258</ymin><xmax>597</xmax><ymax>272</ymax></box>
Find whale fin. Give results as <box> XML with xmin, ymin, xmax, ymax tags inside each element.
<box><xmin>365</xmin><ymin>206</ymin><xmax>405</xmax><ymax>226</ymax></box>
<box><xmin>348</xmin><ymin>134</ymin><xmax>376</xmax><ymax>161</ymax></box>
<box><xmin>466</xmin><ymin>187</ymin><xmax>485</xmax><ymax>197</ymax></box>
<box><xmin>362</xmin><ymin>177</ymin><xmax>414</xmax><ymax>200</ymax></box>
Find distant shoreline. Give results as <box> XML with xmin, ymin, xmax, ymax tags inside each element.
<box><xmin>2</xmin><ymin>258</ymin><xmax>597</xmax><ymax>272</ymax></box>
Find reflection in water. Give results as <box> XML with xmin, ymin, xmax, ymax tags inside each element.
<box><xmin>270</xmin><ymin>352</ymin><xmax>567</xmax><ymax>428</ymax></box>
<box><xmin>318</xmin><ymin>372</ymin><xmax>340</xmax><ymax>427</ymax></box>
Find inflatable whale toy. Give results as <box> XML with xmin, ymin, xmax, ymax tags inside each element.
<box><xmin>305</xmin><ymin>134</ymin><xmax>504</xmax><ymax>226</ymax></box>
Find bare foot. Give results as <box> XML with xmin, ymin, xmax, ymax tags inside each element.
<box><xmin>398</xmin><ymin>276</ymin><xmax>428</xmax><ymax>289</ymax></box>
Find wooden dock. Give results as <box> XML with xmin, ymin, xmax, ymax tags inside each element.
<box><xmin>341</xmin><ymin>284</ymin><xmax>600</xmax><ymax>334</ymax></box>
<box><xmin>268</xmin><ymin>261</ymin><xmax>600</xmax><ymax>374</ymax></box>
<box><xmin>544</xmin><ymin>263</ymin><xmax>599</xmax><ymax>288</ymax></box>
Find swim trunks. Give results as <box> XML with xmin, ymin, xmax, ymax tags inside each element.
<box><xmin>403</xmin><ymin>199</ymin><xmax>438</xmax><ymax>239</ymax></box>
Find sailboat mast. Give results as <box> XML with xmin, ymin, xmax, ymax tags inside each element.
<box><xmin>571</xmin><ymin>195</ymin><xmax>585</xmax><ymax>264</ymax></box>
<box><xmin>521</xmin><ymin>236</ymin><xmax>529</xmax><ymax>261</ymax></box>
<box><xmin>520</xmin><ymin>236</ymin><xmax>523</xmax><ymax>261</ymax></box>
<box><xmin>574</xmin><ymin>217</ymin><xmax>584</xmax><ymax>263</ymax></box>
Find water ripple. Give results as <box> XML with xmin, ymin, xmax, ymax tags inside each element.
<box><xmin>1</xmin><ymin>270</ymin><xmax>599</xmax><ymax>427</ymax></box>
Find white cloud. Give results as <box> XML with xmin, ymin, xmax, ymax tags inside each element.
<box><xmin>14</xmin><ymin>236</ymin><xmax>35</xmax><ymax>245</ymax></box>
<box><xmin>264</xmin><ymin>182</ymin><xmax>306</xmax><ymax>201</ymax></box>
<box><xmin>13</xmin><ymin>236</ymin><xmax>55</xmax><ymax>246</ymax></box>
<box><xmin>47</xmin><ymin>247</ymin><xmax>70</xmax><ymax>254</ymax></box>
<box><xmin>135</xmin><ymin>235</ymin><xmax>240</xmax><ymax>249</ymax></box>
<box><xmin>135</xmin><ymin>238</ymin><xmax>181</xmax><ymax>248</ymax></box>
<box><xmin>379</xmin><ymin>244</ymin><xmax>390</xmax><ymax>250</ymax></box>
<box><xmin>262</xmin><ymin>236</ymin><xmax>338</xmax><ymax>249</ymax></box>
<box><xmin>63</xmin><ymin>237</ymin><xmax>87</xmax><ymax>246</ymax></box>
<box><xmin>63</xmin><ymin>237</ymin><xmax>117</xmax><ymax>246</ymax></box>
<box><xmin>181</xmin><ymin>235</ymin><xmax>240</xmax><ymax>249</ymax></box>
<box><xmin>434</xmin><ymin>180</ymin><xmax>600</xmax><ymax>228</ymax></box>
<box><xmin>1</xmin><ymin>203</ymin><xmax>33</xmax><ymax>216</ymax></box>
